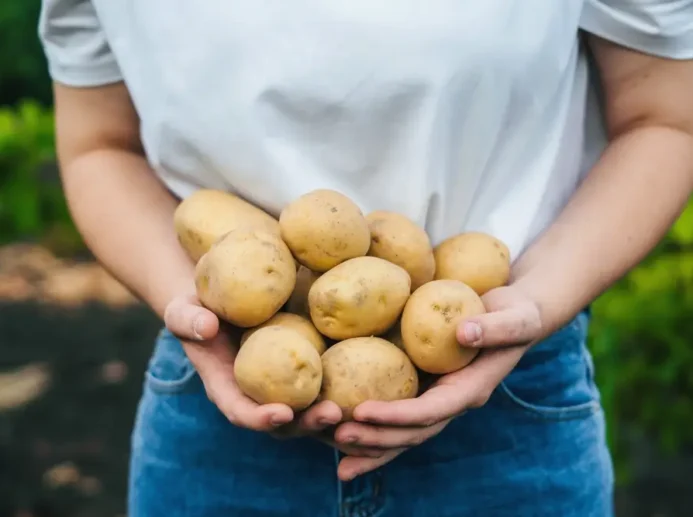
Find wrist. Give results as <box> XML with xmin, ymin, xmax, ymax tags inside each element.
<box><xmin>509</xmin><ymin>274</ymin><xmax>574</xmax><ymax>341</ymax></box>
<box><xmin>146</xmin><ymin>271</ymin><xmax>197</xmax><ymax>320</ymax></box>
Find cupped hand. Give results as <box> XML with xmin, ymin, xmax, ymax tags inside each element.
<box><xmin>163</xmin><ymin>293</ymin><xmax>294</xmax><ymax>430</ymax></box>
<box><xmin>332</xmin><ymin>285</ymin><xmax>544</xmax><ymax>481</ymax></box>
<box><xmin>269</xmin><ymin>405</ymin><xmax>391</xmax><ymax>459</ymax></box>
<box><xmin>163</xmin><ymin>294</ymin><xmax>385</xmax><ymax>457</ymax></box>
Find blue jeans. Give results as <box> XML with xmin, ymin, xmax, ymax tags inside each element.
<box><xmin>128</xmin><ymin>310</ymin><xmax>614</xmax><ymax>516</ymax></box>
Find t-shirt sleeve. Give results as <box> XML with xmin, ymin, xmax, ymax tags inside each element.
<box><xmin>580</xmin><ymin>0</ymin><xmax>693</xmax><ymax>59</ymax></box>
<box><xmin>38</xmin><ymin>0</ymin><xmax>123</xmax><ymax>86</ymax></box>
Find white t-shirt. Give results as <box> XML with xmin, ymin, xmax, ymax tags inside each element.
<box><xmin>38</xmin><ymin>1</ymin><xmax>693</xmax><ymax>260</ymax></box>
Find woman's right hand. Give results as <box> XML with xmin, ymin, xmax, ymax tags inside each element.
<box><xmin>163</xmin><ymin>293</ymin><xmax>344</xmax><ymax>433</ymax></box>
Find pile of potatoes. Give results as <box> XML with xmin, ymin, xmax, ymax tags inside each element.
<box><xmin>174</xmin><ymin>188</ymin><xmax>511</xmax><ymax>419</ymax></box>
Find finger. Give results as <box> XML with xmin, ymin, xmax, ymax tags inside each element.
<box><xmin>164</xmin><ymin>294</ymin><xmax>219</xmax><ymax>341</ymax></box>
<box><xmin>297</xmin><ymin>400</ymin><xmax>343</xmax><ymax>433</ymax></box>
<box><xmin>352</xmin><ymin>384</ymin><xmax>467</xmax><ymax>426</ymax></box>
<box><xmin>456</xmin><ymin>305</ymin><xmax>541</xmax><ymax>349</ymax></box>
<box><xmin>188</xmin><ymin>336</ymin><xmax>294</xmax><ymax>431</ymax></box>
<box><xmin>453</xmin><ymin>345</ymin><xmax>528</xmax><ymax>394</ymax></box>
<box><xmin>316</xmin><ymin>436</ymin><xmax>386</xmax><ymax>459</ymax></box>
<box><xmin>334</xmin><ymin>420</ymin><xmax>446</xmax><ymax>449</ymax></box>
<box><xmin>355</xmin><ymin>346</ymin><xmax>530</xmax><ymax>427</ymax></box>
<box><xmin>338</xmin><ymin>449</ymin><xmax>405</xmax><ymax>482</ymax></box>
<box><xmin>214</xmin><ymin>381</ymin><xmax>294</xmax><ymax>431</ymax></box>
<box><xmin>271</xmin><ymin>400</ymin><xmax>342</xmax><ymax>439</ymax></box>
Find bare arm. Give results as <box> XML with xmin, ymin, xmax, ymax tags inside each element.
<box><xmin>53</xmin><ymin>82</ymin><xmax>305</xmax><ymax>431</ymax></box>
<box><xmin>311</xmin><ymin>32</ymin><xmax>693</xmax><ymax>481</ymax></box>
<box><xmin>54</xmin><ymin>82</ymin><xmax>194</xmax><ymax>318</ymax></box>
<box><xmin>333</xmin><ymin>36</ymin><xmax>693</xmax><ymax>482</ymax></box>
<box><xmin>510</xmin><ymin>36</ymin><xmax>693</xmax><ymax>336</ymax></box>
<box><xmin>54</xmin><ymin>81</ymin><xmax>353</xmax><ymax>437</ymax></box>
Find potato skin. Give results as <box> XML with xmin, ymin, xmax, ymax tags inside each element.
<box><xmin>234</xmin><ymin>326</ymin><xmax>322</xmax><ymax>411</ymax></box>
<box><xmin>366</xmin><ymin>210</ymin><xmax>435</xmax><ymax>291</ymax></box>
<box><xmin>195</xmin><ymin>228</ymin><xmax>296</xmax><ymax>327</ymax></box>
<box><xmin>285</xmin><ymin>265</ymin><xmax>321</xmax><ymax>317</ymax></box>
<box><xmin>308</xmin><ymin>256</ymin><xmax>411</xmax><ymax>340</ymax></box>
<box><xmin>279</xmin><ymin>189</ymin><xmax>371</xmax><ymax>272</ymax></box>
<box><xmin>320</xmin><ymin>337</ymin><xmax>418</xmax><ymax>420</ymax></box>
<box><xmin>433</xmin><ymin>232</ymin><xmax>510</xmax><ymax>295</ymax></box>
<box><xmin>382</xmin><ymin>321</ymin><xmax>439</xmax><ymax>395</ymax></box>
<box><xmin>240</xmin><ymin>312</ymin><xmax>327</xmax><ymax>355</ymax></box>
<box><xmin>400</xmin><ymin>279</ymin><xmax>486</xmax><ymax>374</ymax></box>
<box><xmin>174</xmin><ymin>189</ymin><xmax>281</xmax><ymax>262</ymax></box>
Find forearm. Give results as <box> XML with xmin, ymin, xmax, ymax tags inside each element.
<box><xmin>60</xmin><ymin>149</ymin><xmax>194</xmax><ymax>318</ymax></box>
<box><xmin>512</xmin><ymin>126</ymin><xmax>693</xmax><ymax>335</ymax></box>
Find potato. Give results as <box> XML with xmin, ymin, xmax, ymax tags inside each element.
<box><xmin>234</xmin><ymin>326</ymin><xmax>322</xmax><ymax>411</ymax></box>
<box><xmin>174</xmin><ymin>189</ymin><xmax>281</xmax><ymax>262</ymax></box>
<box><xmin>433</xmin><ymin>232</ymin><xmax>510</xmax><ymax>295</ymax></box>
<box><xmin>279</xmin><ymin>189</ymin><xmax>371</xmax><ymax>272</ymax></box>
<box><xmin>240</xmin><ymin>312</ymin><xmax>327</xmax><ymax>355</ymax></box>
<box><xmin>319</xmin><ymin>337</ymin><xmax>418</xmax><ymax>420</ymax></box>
<box><xmin>308</xmin><ymin>256</ymin><xmax>411</xmax><ymax>340</ymax></box>
<box><xmin>400</xmin><ymin>279</ymin><xmax>486</xmax><ymax>374</ymax></box>
<box><xmin>366</xmin><ymin>210</ymin><xmax>435</xmax><ymax>291</ymax></box>
<box><xmin>285</xmin><ymin>265</ymin><xmax>321</xmax><ymax>317</ymax></box>
<box><xmin>195</xmin><ymin>228</ymin><xmax>296</xmax><ymax>327</ymax></box>
<box><xmin>382</xmin><ymin>321</ymin><xmax>439</xmax><ymax>394</ymax></box>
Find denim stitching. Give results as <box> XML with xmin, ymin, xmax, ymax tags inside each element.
<box><xmin>496</xmin><ymin>381</ymin><xmax>600</xmax><ymax>420</ymax></box>
<box><xmin>144</xmin><ymin>327</ymin><xmax>199</xmax><ymax>394</ymax></box>
<box><xmin>496</xmin><ymin>310</ymin><xmax>600</xmax><ymax>420</ymax></box>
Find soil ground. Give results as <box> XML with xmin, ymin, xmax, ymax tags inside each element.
<box><xmin>0</xmin><ymin>301</ymin><xmax>159</xmax><ymax>517</ymax></box>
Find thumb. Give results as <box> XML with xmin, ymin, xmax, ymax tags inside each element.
<box><xmin>456</xmin><ymin>304</ymin><xmax>542</xmax><ymax>349</ymax></box>
<box><xmin>164</xmin><ymin>294</ymin><xmax>219</xmax><ymax>342</ymax></box>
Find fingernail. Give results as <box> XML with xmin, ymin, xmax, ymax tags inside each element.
<box><xmin>317</xmin><ymin>418</ymin><xmax>332</xmax><ymax>426</ymax></box>
<box><xmin>271</xmin><ymin>416</ymin><xmax>287</xmax><ymax>426</ymax></box>
<box><xmin>343</xmin><ymin>436</ymin><xmax>356</xmax><ymax>444</ymax></box>
<box><xmin>464</xmin><ymin>322</ymin><xmax>482</xmax><ymax>344</ymax></box>
<box><xmin>193</xmin><ymin>317</ymin><xmax>205</xmax><ymax>340</ymax></box>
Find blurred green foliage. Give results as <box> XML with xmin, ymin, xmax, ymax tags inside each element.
<box><xmin>589</xmin><ymin>204</ymin><xmax>693</xmax><ymax>482</ymax></box>
<box><xmin>0</xmin><ymin>2</ymin><xmax>52</xmax><ymax>107</ymax></box>
<box><xmin>0</xmin><ymin>100</ymin><xmax>84</xmax><ymax>255</ymax></box>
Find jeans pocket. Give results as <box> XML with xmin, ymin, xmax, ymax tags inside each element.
<box><xmin>144</xmin><ymin>328</ymin><xmax>199</xmax><ymax>394</ymax></box>
<box><xmin>497</xmin><ymin>311</ymin><xmax>601</xmax><ymax>420</ymax></box>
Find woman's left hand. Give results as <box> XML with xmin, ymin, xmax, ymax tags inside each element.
<box><xmin>332</xmin><ymin>285</ymin><xmax>545</xmax><ymax>481</ymax></box>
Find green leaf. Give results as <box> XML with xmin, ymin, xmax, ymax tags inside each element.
<box><xmin>670</xmin><ymin>200</ymin><xmax>693</xmax><ymax>246</ymax></box>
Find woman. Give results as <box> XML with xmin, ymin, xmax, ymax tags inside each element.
<box><xmin>38</xmin><ymin>1</ymin><xmax>693</xmax><ymax>515</ymax></box>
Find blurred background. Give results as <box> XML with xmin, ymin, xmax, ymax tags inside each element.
<box><xmin>1</xmin><ymin>3</ymin><xmax>692</xmax><ymax>517</ymax></box>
